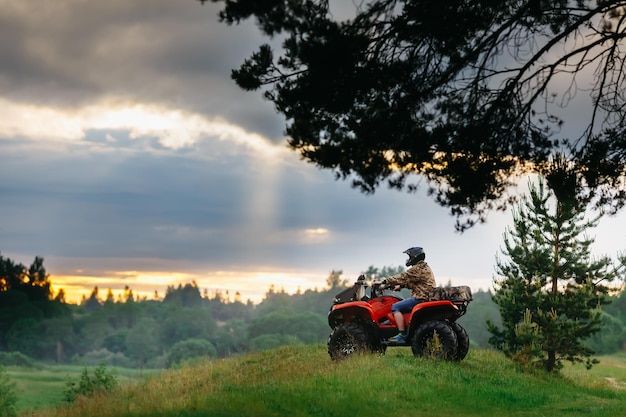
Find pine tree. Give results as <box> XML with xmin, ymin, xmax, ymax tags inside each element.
<box><xmin>488</xmin><ymin>178</ymin><xmax>619</xmax><ymax>372</ymax></box>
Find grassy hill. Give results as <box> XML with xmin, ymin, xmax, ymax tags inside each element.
<box><xmin>22</xmin><ymin>345</ymin><xmax>626</xmax><ymax>417</ymax></box>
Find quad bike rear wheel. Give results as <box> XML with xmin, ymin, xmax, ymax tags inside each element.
<box><xmin>327</xmin><ymin>322</ymin><xmax>371</xmax><ymax>360</ymax></box>
<box><xmin>411</xmin><ymin>320</ymin><xmax>458</xmax><ymax>360</ymax></box>
<box><xmin>449</xmin><ymin>321</ymin><xmax>470</xmax><ymax>361</ymax></box>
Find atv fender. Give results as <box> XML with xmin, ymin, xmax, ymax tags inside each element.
<box><xmin>328</xmin><ymin>301</ymin><xmax>376</xmax><ymax>328</ymax></box>
<box><xmin>408</xmin><ymin>300</ymin><xmax>460</xmax><ymax>332</ymax></box>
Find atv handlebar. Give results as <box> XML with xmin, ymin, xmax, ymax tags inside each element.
<box><xmin>370</xmin><ymin>280</ymin><xmax>387</xmax><ymax>298</ymax></box>
<box><xmin>352</xmin><ymin>276</ymin><xmax>401</xmax><ymax>298</ymax></box>
<box><xmin>373</xmin><ymin>280</ymin><xmax>401</xmax><ymax>291</ymax></box>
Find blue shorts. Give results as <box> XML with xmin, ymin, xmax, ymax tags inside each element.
<box><xmin>391</xmin><ymin>297</ymin><xmax>423</xmax><ymax>313</ymax></box>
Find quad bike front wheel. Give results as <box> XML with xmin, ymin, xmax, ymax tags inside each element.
<box><xmin>327</xmin><ymin>322</ymin><xmax>371</xmax><ymax>360</ymax></box>
<box><xmin>411</xmin><ymin>320</ymin><xmax>458</xmax><ymax>360</ymax></box>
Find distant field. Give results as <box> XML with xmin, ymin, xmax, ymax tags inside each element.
<box><xmin>6</xmin><ymin>364</ymin><xmax>160</xmax><ymax>413</ymax></box>
<box><xmin>562</xmin><ymin>352</ymin><xmax>626</xmax><ymax>389</ymax></box>
<box><xmin>7</xmin><ymin>348</ymin><xmax>626</xmax><ymax>417</ymax></box>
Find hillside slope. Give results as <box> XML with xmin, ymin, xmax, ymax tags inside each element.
<box><xmin>28</xmin><ymin>345</ymin><xmax>626</xmax><ymax>417</ymax></box>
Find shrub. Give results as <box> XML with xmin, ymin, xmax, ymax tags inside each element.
<box><xmin>167</xmin><ymin>338</ymin><xmax>217</xmax><ymax>367</ymax></box>
<box><xmin>72</xmin><ymin>349</ymin><xmax>132</xmax><ymax>368</ymax></box>
<box><xmin>0</xmin><ymin>365</ymin><xmax>18</xmax><ymax>417</ymax></box>
<box><xmin>63</xmin><ymin>363</ymin><xmax>118</xmax><ymax>403</ymax></box>
<box><xmin>249</xmin><ymin>334</ymin><xmax>301</xmax><ymax>352</ymax></box>
<box><xmin>0</xmin><ymin>351</ymin><xmax>36</xmax><ymax>368</ymax></box>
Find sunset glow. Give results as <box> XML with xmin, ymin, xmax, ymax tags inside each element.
<box><xmin>52</xmin><ymin>269</ymin><xmax>329</xmax><ymax>305</ymax></box>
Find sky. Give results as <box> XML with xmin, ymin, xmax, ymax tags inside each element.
<box><xmin>1</xmin><ymin>0</ymin><xmax>625</xmax><ymax>304</ymax></box>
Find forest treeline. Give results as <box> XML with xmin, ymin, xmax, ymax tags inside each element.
<box><xmin>1</xmin><ymin>254</ymin><xmax>625</xmax><ymax>368</ymax></box>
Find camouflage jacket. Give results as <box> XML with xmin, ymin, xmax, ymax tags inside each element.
<box><xmin>384</xmin><ymin>261</ymin><xmax>435</xmax><ymax>300</ymax></box>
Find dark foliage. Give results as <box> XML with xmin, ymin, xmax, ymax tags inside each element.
<box><xmin>0</xmin><ymin>254</ymin><xmax>69</xmax><ymax>352</ymax></box>
<box><xmin>202</xmin><ymin>0</ymin><xmax>626</xmax><ymax>230</ymax></box>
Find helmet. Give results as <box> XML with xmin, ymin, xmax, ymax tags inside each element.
<box><xmin>403</xmin><ymin>246</ymin><xmax>425</xmax><ymax>266</ymax></box>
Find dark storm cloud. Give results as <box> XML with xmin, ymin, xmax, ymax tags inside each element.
<box><xmin>0</xmin><ymin>0</ymin><xmax>285</xmax><ymax>140</ymax></box>
<box><xmin>0</xmin><ymin>141</ymin><xmax>245</xmax><ymax>257</ymax></box>
<box><xmin>1</xmin><ymin>123</ymin><xmax>503</xmax><ymax>285</ymax></box>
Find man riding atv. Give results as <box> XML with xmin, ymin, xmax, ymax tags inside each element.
<box><xmin>327</xmin><ymin>247</ymin><xmax>473</xmax><ymax>361</ymax></box>
<box><xmin>379</xmin><ymin>247</ymin><xmax>435</xmax><ymax>344</ymax></box>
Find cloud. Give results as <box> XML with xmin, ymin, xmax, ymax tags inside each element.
<box><xmin>3</xmin><ymin>0</ymin><xmax>625</xmax><ymax>306</ymax></box>
<box><xmin>0</xmin><ymin>97</ymin><xmax>290</xmax><ymax>159</ymax></box>
<box><xmin>0</xmin><ymin>0</ymin><xmax>285</xmax><ymax>140</ymax></box>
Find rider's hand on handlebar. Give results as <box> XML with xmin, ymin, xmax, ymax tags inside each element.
<box><xmin>373</xmin><ymin>280</ymin><xmax>386</xmax><ymax>289</ymax></box>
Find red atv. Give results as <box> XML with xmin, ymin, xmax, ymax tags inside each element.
<box><xmin>327</xmin><ymin>275</ymin><xmax>472</xmax><ymax>361</ymax></box>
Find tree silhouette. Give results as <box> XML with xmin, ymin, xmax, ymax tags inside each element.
<box><xmin>325</xmin><ymin>269</ymin><xmax>346</xmax><ymax>288</ymax></box>
<box><xmin>203</xmin><ymin>0</ymin><xmax>626</xmax><ymax>229</ymax></box>
<box><xmin>83</xmin><ymin>287</ymin><xmax>103</xmax><ymax>312</ymax></box>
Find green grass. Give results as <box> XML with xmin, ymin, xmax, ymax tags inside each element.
<box><xmin>562</xmin><ymin>352</ymin><xmax>626</xmax><ymax>389</ymax></box>
<box><xmin>10</xmin><ymin>346</ymin><xmax>626</xmax><ymax>417</ymax></box>
<box><xmin>6</xmin><ymin>364</ymin><xmax>158</xmax><ymax>413</ymax></box>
